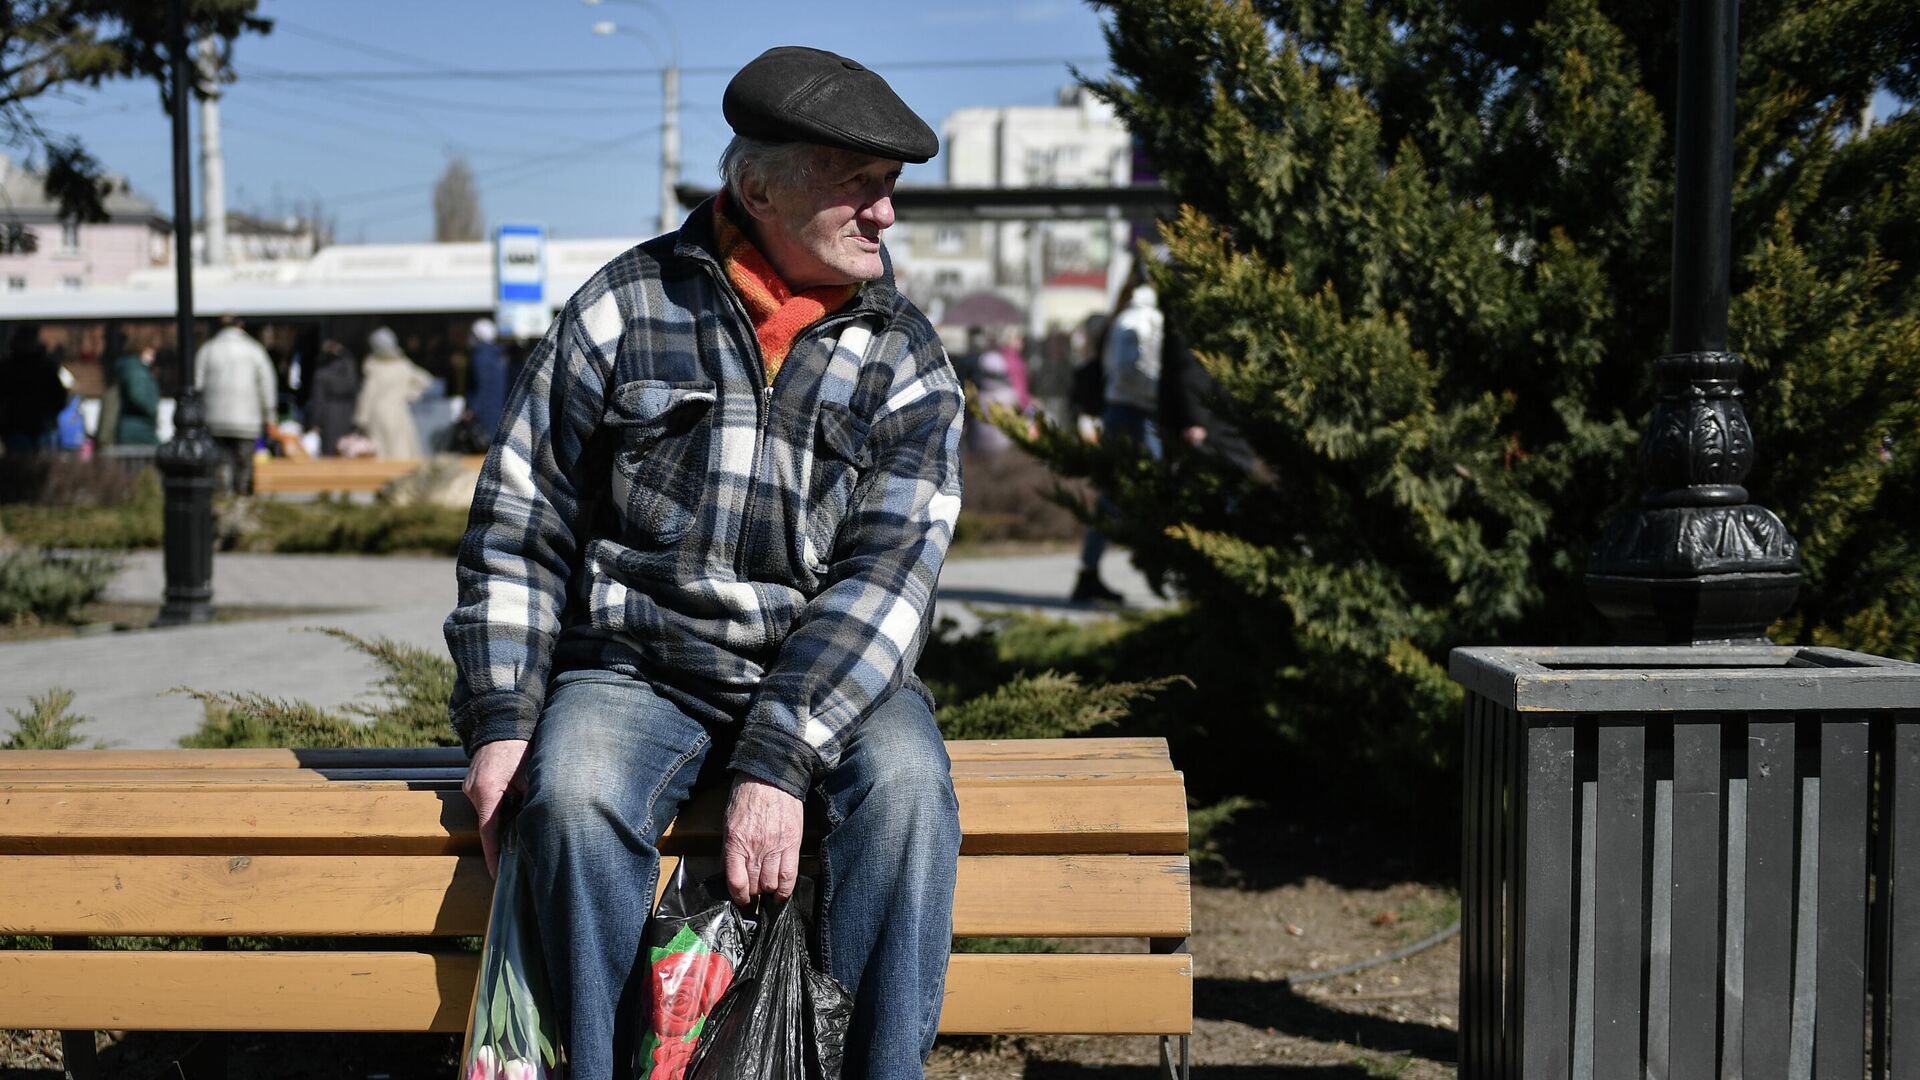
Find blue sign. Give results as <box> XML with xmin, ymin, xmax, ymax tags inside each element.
<box><xmin>496</xmin><ymin>224</ymin><xmax>550</xmax><ymax>338</ymax></box>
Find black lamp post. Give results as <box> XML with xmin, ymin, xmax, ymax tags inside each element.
<box><xmin>1585</xmin><ymin>0</ymin><xmax>1800</xmax><ymax>644</ymax></box>
<box><xmin>153</xmin><ymin>0</ymin><xmax>217</xmax><ymax>626</ymax></box>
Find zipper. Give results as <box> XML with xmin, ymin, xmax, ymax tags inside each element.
<box><xmin>695</xmin><ymin>255</ymin><xmax>868</xmax><ymax>575</ymax></box>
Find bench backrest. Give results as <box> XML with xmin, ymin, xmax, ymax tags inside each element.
<box><xmin>252</xmin><ymin>455</ymin><xmax>487</xmax><ymax>495</ymax></box>
<box><xmin>0</xmin><ymin>740</ymin><xmax>1191</xmax><ymax>1037</ymax></box>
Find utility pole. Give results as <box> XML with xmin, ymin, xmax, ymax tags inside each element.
<box><xmin>156</xmin><ymin>0</ymin><xmax>218</xmax><ymax>626</ymax></box>
<box><xmin>660</xmin><ymin>62</ymin><xmax>679</xmax><ymax>234</ymax></box>
<box><xmin>586</xmin><ymin>4</ymin><xmax>680</xmax><ymax>233</ymax></box>
<box><xmin>197</xmin><ymin>36</ymin><xmax>225</xmax><ymax>265</ymax></box>
<box><xmin>1586</xmin><ymin>0</ymin><xmax>1800</xmax><ymax>643</ymax></box>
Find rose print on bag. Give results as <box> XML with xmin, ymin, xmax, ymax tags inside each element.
<box><xmin>651</xmin><ymin>939</ymin><xmax>736</xmax><ymax>1037</ymax></box>
<box><xmin>636</xmin><ymin>922</ymin><xmax>738</xmax><ymax>1078</ymax></box>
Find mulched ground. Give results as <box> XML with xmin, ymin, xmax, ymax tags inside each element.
<box><xmin>2</xmin><ymin>824</ymin><xmax>1459</xmax><ymax>1079</ymax></box>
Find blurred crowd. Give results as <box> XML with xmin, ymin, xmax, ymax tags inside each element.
<box><xmin>947</xmin><ymin>266</ymin><xmax>1259</xmax><ymax>604</ymax></box>
<box><xmin>0</xmin><ymin>316</ymin><xmax>522</xmax><ymax>495</ymax></box>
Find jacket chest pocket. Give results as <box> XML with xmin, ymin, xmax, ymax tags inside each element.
<box><xmin>802</xmin><ymin>401</ymin><xmax>871</xmax><ymax>574</ymax></box>
<box><xmin>605</xmin><ymin>380</ymin><xmax>717</xmax><ymax>546</ymax></box>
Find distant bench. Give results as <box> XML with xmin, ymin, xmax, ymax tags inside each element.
<box><xmin>0</xmin><ymin>739</ymin><xmax>1193</xmax><ymax>1078</ymax></box>
<box><xmin>252</xmin><ymin>455</ymin><xmax>487</xmax><ymax>495</ymax></box>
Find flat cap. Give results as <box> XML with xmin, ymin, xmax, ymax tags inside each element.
<box><xmin>723</xmin><ymin>46</ymin><xmax>938</xmax><ymax>164</ymax></box>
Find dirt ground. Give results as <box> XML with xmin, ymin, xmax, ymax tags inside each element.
<box><xmin>1</xmin><ymin>826</ymin><xmax>1460</xmax><ymax>1079</ymax></box>
<box><xmin>927</xmin><ymin>876</ymin><xmax>1459</xmax><ymax>1080</ymax></box>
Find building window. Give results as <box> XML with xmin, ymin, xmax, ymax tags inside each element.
<box><xmin>60</xmin><ymin>220</ymin><xmax>80</xmax><ymax>253</ymax></box>
<box><xmin>6</xmin><ymin>277</ymin><xmax>23</xmax><ymax>292</ymax></box>
<box><xmin>61</xmin><ymin>275</ymin><xmax>82</xmax><ymax>291</ymax></box>
<box><xmin>934</xmin><ymin>227</ymin><xmax>965</xmax><ymax>254</ymax></box>
<box><xmin>934</xmin><ymin>269</ymin><xmax>963</xmax><ymax>290</ymax></box>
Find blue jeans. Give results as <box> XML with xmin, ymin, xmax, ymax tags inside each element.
<box><xmin>518</xmin><ymin>668</ymin><xmax>961</xmax><ymax>1080</ymax></box>
<box><xmin>1080</xmin><ymin>402</ymin><xmax>1162</xmax><ymax>571</ymax></box>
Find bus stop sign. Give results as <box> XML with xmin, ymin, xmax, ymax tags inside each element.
<box><xmin>496</xmin><ymin>224</ymin><xmax>550</xmax><ymax>339</ymax></box>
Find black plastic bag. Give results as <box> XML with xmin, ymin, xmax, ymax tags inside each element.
<box><xmin>633</xmin><ymin>858</ymin><xmax>753</xmax><ymax>1080</ymax></box>
<box><xmin>685</xmin><ymin>877</ymin><xmax>852</xmax><ymax>1080</ymax></box>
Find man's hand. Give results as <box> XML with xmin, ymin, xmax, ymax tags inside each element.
<box><xmin>724</xmin><ymin>776</ymin><xmax>804</xmax><ymax>905</ymax></box>
<box><xmin>464</xmin><ymin>738</ymin><xmax>530</xmax><ymax>878</ymax></box>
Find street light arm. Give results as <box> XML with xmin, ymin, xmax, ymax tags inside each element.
<box><xmin>590</xmin><ymin>21</ymin><xmax>669</xmax><ymax>67</ymax></box>
<box><xmin>582</xmin><ymin>0</ymin><xmax>679</xmax><ymax>61</ymax></box>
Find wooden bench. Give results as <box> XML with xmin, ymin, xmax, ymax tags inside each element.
<box><xmin>252</xmin><ymin>456</ymin><xmax>487</xmax><ymax>495</ymax></box>
<box><xmin>0</xmin><ymin>739</ymin><xmax>1193</xmax><ymax>1077</ymax></box>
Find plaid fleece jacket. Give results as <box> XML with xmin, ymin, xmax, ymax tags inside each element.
<box><xmin>443</xmin><ymin>201</ymin><xmax>964</xmax><ymax>799</ymax></box>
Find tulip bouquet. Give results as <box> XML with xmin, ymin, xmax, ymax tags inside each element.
<box><xmin>461</xmin><ymin>820</ymin><xmax>564</xmax><ymax>1080</ymax></box>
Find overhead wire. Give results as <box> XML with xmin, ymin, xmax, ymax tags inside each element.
<box><xmin>327</xmin><ymin>122</ymin><xmax>662</xmax><ymax>216</ymax></box>
<box><xmin>240</xmin><ymin>63</ymin><xmax>648</xmax><ymax>117</ymax></box>
<box><xmin>268</xmin><ymin>18</ymin><xmax>626</xmax><ymax>100</ymax></box>
<box><xmin>241</xmin><ymin>66</ymin><xmax>455</xmax><ymax>145</ymax></box>
<box><xmin>223</xmin><ymin>94</ymin><xmax>465</xmax><ymax>147</ymax></box>
<box><xmin>230</xmin><ymin>75</ymin><xmax>630</xmax><ymax>156</ymax></box>
<box><xmin>235</xmin><ymin>55</ymin><xmax>1112</xmax><ymax>83</ymax></box>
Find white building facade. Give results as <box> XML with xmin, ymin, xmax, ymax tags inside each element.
<box><xmin>891</xmin><ymin>87</ymin><xmax>1134</xmax><ymax>327</ymax></box>
<box><xmin>0</xmin><ymin>156</ymin><xmax>172</xmax><ymax>294</ymax></box>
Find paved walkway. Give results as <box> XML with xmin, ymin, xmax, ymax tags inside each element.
<box><xmin>1</xmin><ymin>549</ymin><xmax>1164</xmax><ymax>749</ymax></box>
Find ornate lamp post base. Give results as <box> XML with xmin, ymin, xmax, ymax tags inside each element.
<box><xmin>154</xmin><ymin>391</ymin><xmax>218</xmax><ymax>626</ymax></box>
<box><xmin>1586</xmin><ymin>351</ymin><xmax>1801</xmax><ymax>644</ymax></box>
<box><xmin>1586</xmin><ymin>571</ymin><xmax>1800</xmax><ymax>645</ymax></box>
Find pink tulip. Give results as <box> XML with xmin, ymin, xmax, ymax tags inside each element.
<box><xmin>503</xmin><ymin>1058</ymin><xmax>539</xmax><ymax>1080</ymax></box>
<box><xmin>466</xmin><ymin>1045</ymin><xmax>500</xmax><ymax>1080</ymax></box>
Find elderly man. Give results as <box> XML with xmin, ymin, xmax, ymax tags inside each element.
<box><xmin>446</xmin><ymin>46</ymin><xmax>963</xmax><ymax>1079</ymax></box>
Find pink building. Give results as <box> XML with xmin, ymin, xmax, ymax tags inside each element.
<box><xmin>0</xmin><ymin>155</ymin><xmax>171</xmax><ymax>295</ymax></box>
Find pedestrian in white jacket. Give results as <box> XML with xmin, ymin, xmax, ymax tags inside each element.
<box><xmin>353</xmin><ymin>327</ymin><xmax>434</xmax><ymax>459</ymax></box>
<box><xmin>194</xmin><ymin>317</ymin><xmax>276</xmax><ymax>495</ymax></box>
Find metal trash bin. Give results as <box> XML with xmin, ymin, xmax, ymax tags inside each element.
<box><xmin>1449</xmin><ymin>645</ymin><xmax>1920</xmax><ymax>1080</ymax></box>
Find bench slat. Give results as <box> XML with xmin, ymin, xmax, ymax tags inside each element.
<box><xmin>0</xmin><ymin>739</ymin><xmax>1172</xmax><ymax>771</ymax></box>
<box><xmin>0</xmin><ymin>951</ymin><xmax>1194</xmax><ymax>1035</ymax></box>
<box><xmin>0</xmin><ymin>854</ymin><xmax>1190</xmax><ymax>938</ymax></box>
<box><xmin>0</xmin><ymin>781</ymin><xmax>1189</xmax><ymax>856</ymax></box>
<box><xmin>253</xmin><ymin>457</ymin><xmax>486</xmax><ymax>496</ymax></box>
<box><xmin>942</xmin><ymin>953</ymin><xmax>1193</xmax><ymax>1035</ymax></box>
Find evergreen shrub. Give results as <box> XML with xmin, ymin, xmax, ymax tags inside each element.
<box><xmin>179</xmin><ymin>628</ymin><xmax>460</xmax><ymax>749</ymax></box>
<box><xmin>1</xmin><ymin>688</ymin><xmax>98</xmax><ymax>750</ymax></box>
<box><xmin>0</xmin><ymin>549</ymin><xmax>120</xmax><ymax>625</ymax></box>
<box><xmin>244</xmin><ymin>499</ymin><xmax>468</xmax><ymax>556</ymax></box>
<box><xmin>0</xmin><ymin>469</ymin><xmax>163</xmax><ymax>549</ymax></box>
<box><xmin>1004</xmin><ymin>0</ymin><xmax>1920</xmax><ymax>821</ymax></box>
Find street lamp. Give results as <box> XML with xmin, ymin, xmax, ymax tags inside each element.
<box><xmin>156</xmin><ymin>0</ymin><xmax>217</xmax><ymax>626</ymax></box>
<box><xmin>1585</xmin><ymin>0</ymin><xmax>1801</xmax><ymax>643</ymax></box>
<box><xmin>586</xmin><ymin>0</ymin><xmax>681</xmax><ymax>235</ymax></box>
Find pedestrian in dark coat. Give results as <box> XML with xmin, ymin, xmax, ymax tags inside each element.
<box><xmin>114</xmin><ymin>347</ymin><xmax>162</xmax><ymax>447</ymax></box>
<box><xmin>0</xmin><ymin>324</ymin><xmax>65</xmax><ymax>455</ymax></box>
<box><xmin>309</xmin><ymin>340</ymin><xmax>361</xmax><ymax>457</ymax></box>
<box><xmin>462</xmin><ymin>317</ymin><xmax>509</xmax><ymax>450</ymax></box>
<box><xmin>1158</xmin><ymin>329</ymin><xmax>1257</xmax><ymax>473</ymax></box>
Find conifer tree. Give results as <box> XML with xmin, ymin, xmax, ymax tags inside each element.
<box><xmin>1013</xmin><ymin>0</ymin><xmax>1919</xmax><ymax>805</ymax></box>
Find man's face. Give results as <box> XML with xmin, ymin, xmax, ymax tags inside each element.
<box><xmin>754</xmin><ymin>149</ymin><xmax>903</xmax><ymax>290</ymax></box>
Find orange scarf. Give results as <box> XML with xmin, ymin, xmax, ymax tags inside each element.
<box><xmin>713</xmin><ymin>192</ymin><xmax>857</xmax><ymax>384</ymax></box>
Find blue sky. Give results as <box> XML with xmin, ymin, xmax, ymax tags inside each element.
<box><xmin>32</xmin><ymin>0</ymin><xmax>1116</xmax><ymax>243</ymax></box>
<box><xmin>29</xmin><ymin>4</ymin><xmax>1908</xmax><ymax>247</ymax></box>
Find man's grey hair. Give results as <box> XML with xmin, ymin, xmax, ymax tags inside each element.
<box><xmin>718</xmin><ymin>135</ymin><xmax>824</xmax><ymax>200</ymax></box>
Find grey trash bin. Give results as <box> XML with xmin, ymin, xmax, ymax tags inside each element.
<box><xmin>1449</xmin><ymin>645</ymin><xmax>1920</xmax><ymax>1080</ymax></box>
